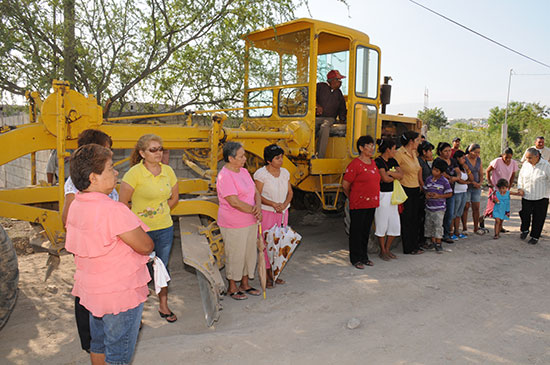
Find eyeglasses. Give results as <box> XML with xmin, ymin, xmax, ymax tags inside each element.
<box><xmin>147</xmin><ymin>146</ymin><xmax>164</xmax><ymax>153</ymax></box>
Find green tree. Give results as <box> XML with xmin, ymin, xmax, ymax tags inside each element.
<box><xmin>428</xmin><ymin>101</ymin><xmax>550</xmax><ymax>173</ymax></box>
<box><xmin>0</xmin><ymin>0</ymin><xmax>336</xmax><ymax>116</ymax></box>
<box><xmin>417</xmin><ymin>107</ymin><xmax>447</xmax><ymax>130</ymax></box>
<box><xmin>453</xmin><ymin>122</ymin><xmax>472</xmax><ymax>130</ymax></box>
<box><xmin>487</xmin><ymin>102</ymin><xmax>548</xmax><ymax>146</ymax></box>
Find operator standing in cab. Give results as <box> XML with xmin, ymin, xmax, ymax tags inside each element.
<box><xmin>315</xmin><ymin>69</ymin><xmax>347</xmax><ymax>158</ymax></box>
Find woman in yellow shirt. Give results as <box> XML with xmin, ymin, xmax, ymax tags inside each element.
<box><xmin>394</xmin><ymin>131</ymin><xmax>424</xmax><ymax>255</ymax></box>
<box><xmin>120</xmin><ymin>134</ymin><xmax>179</xmax><ymax>323</ymax></box>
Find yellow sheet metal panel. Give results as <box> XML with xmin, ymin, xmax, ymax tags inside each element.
<box><xmin>98</xmin><ymin>124</ymin><xmax>211</xmax><ymax>149</ymax></box>
<box><xmin>0</xmin><ymin>124</ymin><xmax>77</xmax><ymax>166</ymax></box>
<box><xmin>171</xmin><ymin>199</ymin><xmax>219</xmax><ymax>220</ymax></box>
<box><xmin>0</xmin><ymin>186</ymin><xmax>58</xmax><ymax>204</ymax></box>
<box><xmin>177</xmin><ymin>179</ymin><xmax>210</xmax><ymax>194</ymax></box>
<box><xmin>41</xmin><ymin>85</ymin><xmax>103</xmax><ymax>138</ymax></box>
<box><xmin>379</xmin><ymin>113</ymin><xmax>421</xmax><ymax>125</ymax></box>
<box><xmin>310</xmin><ymin>158</ymin><xmax>350</xmax><ymax>175</ymax></box>
<box><xmin>325</xmin><ymin>137</ymin><xmax>348</xmax><ymax>159</ymax></box>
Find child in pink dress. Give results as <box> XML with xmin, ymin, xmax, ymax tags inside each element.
<box><xmin>65</xmin><ymin>144</ymin><xmax>153</xmax><ymax>365</ymax></box>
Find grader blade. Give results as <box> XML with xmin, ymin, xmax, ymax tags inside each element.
<box><xmin>196</xmin><ymin>270</ymin><xmax>220</xmax><ymax>327</ymax></box>
<box><xmin>179</xmin><ymin>216</ymin><xmax>225</xmax><ymax>327</ymax></box>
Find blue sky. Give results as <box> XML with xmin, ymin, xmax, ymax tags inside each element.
<box><xmin>296</xmin><ymin>0</ymin><xmax>550</xmax><ymax>118</ymax></box>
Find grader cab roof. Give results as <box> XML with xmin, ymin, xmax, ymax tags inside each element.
<box><xmin>243</xmin><ymin>18</ymin><xmax>372</xmax><ymax>55</ymax></box>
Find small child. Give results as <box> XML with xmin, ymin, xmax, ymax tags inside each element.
<box><xmin>493</xmin><ymin>178</ymin><xmax>521</xmax><ymax>239</ymax></box>
<box><xmin>424</xmin><ymin>159</ymin><xmax>453</xmax><ymax>253</ymax></box>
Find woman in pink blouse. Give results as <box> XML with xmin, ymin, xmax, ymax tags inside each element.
<box><xmin>216</xmin><ymin>141</ymin><xmax>263</xmax><ymax>300</ymax></box>
<box><xmin>65</xmin><ymin>144</ymin><xmax>153</xmax><ymax>365</ymax></box>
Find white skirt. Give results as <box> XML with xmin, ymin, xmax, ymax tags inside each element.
<box><xmin>375</xmin><ymin>191</ymin><xmax>401</xmax><ymax>237</ymax></box>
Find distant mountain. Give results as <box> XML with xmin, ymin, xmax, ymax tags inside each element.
<box><xmin>386</xmin><ymin>100</ymin><xmax>505</xmax><ymax>119</ymax></box>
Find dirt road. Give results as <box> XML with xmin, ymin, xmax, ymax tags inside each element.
<box><xmin>1</xmin><ymin>194</ymin><xmax>549</xmax><ymax>364</ymax></box>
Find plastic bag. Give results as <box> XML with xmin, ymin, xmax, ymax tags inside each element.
<box><xmin>391</xmin><ymin>179</ymin><xmax>408</xmax><ymax>205</ymax></box>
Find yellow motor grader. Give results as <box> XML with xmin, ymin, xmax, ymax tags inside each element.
<box><xmin>0</xmin><ymin>18</ymin><xmax>421</xmax><ymax>328</ymax></box>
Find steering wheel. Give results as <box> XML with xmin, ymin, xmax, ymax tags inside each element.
<box><xmin>280</xmin><ymin>88</ymin><xmax>307</xmax><ymax>115</ymax></box>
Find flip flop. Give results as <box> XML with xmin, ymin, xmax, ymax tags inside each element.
<box><xmin>228</xmin><ymin>291</ymin><xmax>248</xmax><ymax>300</ymax></box>
<box><xmin>159</xmin><ymin>311</ymin><xmax>177</xmax><ymax>323</ymax></box>
<box><xmin>275</xmin><ymin>278</ymin><xmax>286</xmax><ymax>285</ymax></box>
<box><xmin>242</xmin><ymin>287</ymin><xmax>261</xmax><ymax>296</ymax></box>
<box><xmin>363</xmin><ymin>260</ymin><xmax>374</xmax><ymax>266</ymax></box>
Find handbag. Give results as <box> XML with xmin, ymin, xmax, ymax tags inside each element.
<box><xmin>391</xmin><ymin>179</ymin><xmax>408</xmax><ymax>205</ymax></box>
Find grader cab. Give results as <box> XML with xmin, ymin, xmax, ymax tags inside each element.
<box><xmin>0</xmin><ymin>18</ymin><xmax>421</xmax><ymax>328</ymax></box>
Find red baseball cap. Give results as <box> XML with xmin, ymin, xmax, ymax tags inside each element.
<box><xmin>327</xmin><ymin>70</ymin><xmax>346</xmax><ymax>80</ymax></box>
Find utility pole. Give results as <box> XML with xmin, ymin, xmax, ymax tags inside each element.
<box><xmin>502</xmin><ymin>69</ymin><xmax>513</xmax><ymax>153</ymax></box>
<box><xmin>424</xmin><ymin>87</ymin><xmax>429</xmax><ymax>109</ymax></box>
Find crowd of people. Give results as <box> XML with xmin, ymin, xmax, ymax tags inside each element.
<box><xmin>59</xmin><ymin>125</ymin><xmax>550</xmax><ymax>363</ymax></box>
<box><xmin>61</xmin><ymin>131</ymin><xmax>297</xmax><ymax>363</ymax></box>
<box><xmin>343</xmin><ymin>133</ymin><xmax>550</xmax><ymax>268</ymax></box>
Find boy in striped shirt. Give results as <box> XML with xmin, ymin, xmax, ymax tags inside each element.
<box><xmin>424</xmin><ymin>159</ymin><xmax>453</xmax><ymax>252</ymax></box>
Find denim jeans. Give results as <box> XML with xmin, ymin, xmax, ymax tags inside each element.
<box><xmin>147</xmin><ymin>225</ymin><xmax>174</xmax><ymax>269</ymax></box>
<box><xmin>90</xmin><ymin>302</ymin><xmax>144</xmax><ymax>365</ymax></box>
<box><xmin>453</xmin><ymin>192</ymin><xmax>467</xmax><ymax>219</ymax></box>
<box><xmin>443</xmin><ymin>194</ymin><xmax>456</xmax><ymax>239</ymax></box>
<box><xmin>466</xmin><ymin>187</ymin><xmax>482</xmax><ymax>203</ymax></box>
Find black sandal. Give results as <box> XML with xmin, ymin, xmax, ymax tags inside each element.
<box><xmin>242</xmin><ymin>287</ymin><xmax>261</xmax><ymax>296</ymax></box>
<box><xmin>228</xmin><ymin>291</ymin><xmax>248</xmax><ymax>300</ymax></box>
<box><xmin>159</xmin><ymin>311</ymin><xmax>177</xmax><ymax>323</ymax></box>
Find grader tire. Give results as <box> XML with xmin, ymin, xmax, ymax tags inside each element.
<box><xmin>0</xmin><ymin>225</ymin><xmax>19</xmax><ymax>331</ymax></box>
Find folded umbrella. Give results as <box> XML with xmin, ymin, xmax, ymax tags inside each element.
<box><xmin>256</xmin><ymin>223</ymin><xmax>267</xmax><ymax>299</ymax></box>
<box><xmin>264</xmin><ymin>213</ymin><xmax>302</xmax><ymax>282</ymax></box>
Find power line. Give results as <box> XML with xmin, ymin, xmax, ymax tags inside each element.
<box><xmin>408</xmin><ymin>0</ymin><xmax>550</xmax><ymax>69</ymax></box>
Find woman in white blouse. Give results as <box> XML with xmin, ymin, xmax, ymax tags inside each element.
<box><xmin>254</xmin><ymin>144</ymin><xmax>293</xmax><ymax>287</ymax></box>
<box><xmin>517</xmin><ymin>148</ymin><xmax>550</xmax><ymax>245</ymax></box>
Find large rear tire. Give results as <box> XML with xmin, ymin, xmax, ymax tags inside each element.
<box><xmin>0</xmin><ymin>224</ymin><xmax>19</xmax><ymax>330</ymax></box>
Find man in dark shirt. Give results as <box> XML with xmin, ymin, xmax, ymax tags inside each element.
<box><xmin>450</xmin><ymin>137</ymin><xmax>461</xmax><ymax>158</ymax></box>
<box><xmin>315</xmin><ymin>69</ymin><xmax>347</xmax><ymax>158</ymax></box>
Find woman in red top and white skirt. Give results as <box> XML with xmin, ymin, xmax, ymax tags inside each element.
<box><xmin>343</xmin><ymin>135</ymin><xmax>381</xmax><ymax>269</ymax></box>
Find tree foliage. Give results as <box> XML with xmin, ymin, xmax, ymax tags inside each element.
<box><xmin>417</xmin><ymin>106</ymin><xmax>447</xmax><ymax>130</ymax></box>
<box><xmin>487</xmin><ymin>102</ymin><xmax>549</xmax><ymax>147</ymax></box>
<box><xmin>0</xmin><ymin>0</ymin><xmax>319</xmax><ymax>116</ymax></box>
<box><xmin>427</xmin><ymin>127</ymin><xmax>500</xmax><ymax>169</ymax></box>
<box><xmin>428</xmin><ymin>101</ymin><xmax>550</xmax><ymax>172</ymax></box>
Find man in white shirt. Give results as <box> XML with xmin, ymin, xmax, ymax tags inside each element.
<box><xmin>517</xmin><ymin>148</ymin><xmax>550</xmax><ymax>245</ymax></box>
<box><xmin>521</xmin><ymin>136</ymin><xmax>550</xmax><ymax>162</ymax></box>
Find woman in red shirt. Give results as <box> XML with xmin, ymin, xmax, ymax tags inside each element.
<box><xmin>343</xmin><ymin>135</ymin><xmax>380</xmax><ymax>269</ymax></box>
